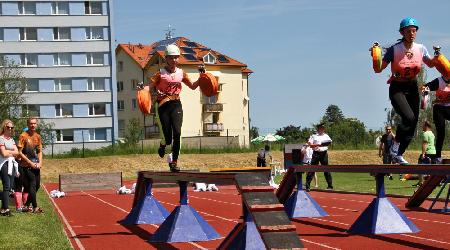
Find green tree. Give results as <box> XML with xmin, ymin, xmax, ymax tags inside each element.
<box><xmin>321</xmin><ymin>104</ymin><xmax>345</xmax><ymax>124</ymax></box>
<box><xmin>124</xmin><ymin>118</ymin><xmax>142</xmax><ymax>145</ymax></box>
<box><xmin>326</xmin><ymin>118</ymin><xmax>367</xmax><ymax>148</ymax></box>
<box><xmin>276</xmin><ymin>125</ymin><xmax>312</xmax><ymax>143</ymax></box>
<box><xmin>250</xmin><ymin>126</ymin><xmax>259</xmax><ymax>139</ymax></box>
<box><xmin>0</xmin><ymin>57</ymin><xmax>26</xmax><ymax>120</ymax></box>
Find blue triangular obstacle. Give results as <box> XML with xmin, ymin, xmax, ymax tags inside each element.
<box><xmin>121</xmin><ymin>194</ymin><xmax>169</xmax><ymax>225</ymax></box>
<box><xmin>149</xmin><ymin>204</ymin><xmax>221</xmax><ymax>242</ymax></box>
<box><xmin>284</xmin><ymin>190</ymin><xmax>328</xmax><ymax>218</ymax></box>
<box><xmin>348</xmin><ymin>197</ymin><xmax>419</xmax><ymax>234</ymax></box>
<box><xmin>218</xmin><ymin>220</ymin><xmax>265</xmax><ymax>250</ymax></box>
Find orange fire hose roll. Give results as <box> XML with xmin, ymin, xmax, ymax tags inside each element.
<box><xmin>199</xmin><ymin>72</ymin><xmax>218</xmax><ymax>97</ymax></box>
<box><xmin>137</xmin><ymin>88</ymin><xmax>152</xmax><ymax>114</ymax></box>
<box><xmin>371</xmin><ymin>42</ymin><xmax>382</xmax><ymax>72</ymax></box>
<box><xmin>433</xmin><ymin>53</ymin><xmax>450</xmax><ymax>78</ymax></box>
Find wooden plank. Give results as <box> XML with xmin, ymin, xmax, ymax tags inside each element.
<box><xmin>59</xmin><ymin>172</ymin><xmax>122</xmax><ymax>192</ymax></box>
<box><xmin>242</xmin><ymin>192</ymin><xmax>284</xmax><ymax>212</ymax></box>
<box><xmin>140</xmin><ymin>171</ymin><xmax>238</xmax><ymax>185</ymax></box>
<box><xmin>252</xmin><ymin>211</ymin><xmax>296</xmax><ymax>233</ymax></box>
<box><xmin>209</xmin><ymin>166</ymin><xmax>271</xmax><ymax>172</ymax></box>
<box><xmin>239</xmin><ymin>186</ymin><xmax>275</xmax><ymax>193</ymax></box>
<box><xmin>234</xmin><ymin>172</ymin><xmax>270</xmax><ymax>187</ymax></box>
<box><xmin>261</xmin><ymin>232</ymin><xmax>305</xmax><ymax>249</ymax></box>
<box><xmin>291</xmin><ymin>164</ymin><xmax>450</xmax><ymax>175</ymax></box>
<box><xmin>276</xmin><ymin>167</ymin><xmax>296</xmax><ymax>204</ymax></box>
<box><xmin>405</xmin><ymin>175</ymin><xmax>446</xmax><ymax>208</ymax></box>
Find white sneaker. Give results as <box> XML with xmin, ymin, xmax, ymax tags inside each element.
<box><xmin>393</xmin><ymin>155</ymin><xmax>409</xmax><ymax>165</ymax></box>
<box><xmin>390</xmin><ymin>141</ymin><xmax>400</xmax><ymax>157</ymax></box>
<box><xmin>207</xmin><ymin>184</ymin><xmax>219</xmax><ymax>191</ymax></box>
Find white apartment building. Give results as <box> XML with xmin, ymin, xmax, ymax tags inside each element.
<box><xmin>116</xmin><ymin>36</ymin><xmax>252</xmax><ymax>147</ymax></box>
<box><xmin>0</xmin><ymin>0</ymin><xmax>117</xmax><ymax>153</ymax></box>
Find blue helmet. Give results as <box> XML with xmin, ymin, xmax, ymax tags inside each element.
<box><xmin>399</xmin><ymin>17</ymin><xmax>419</xmax><ymax>31</ymax></box>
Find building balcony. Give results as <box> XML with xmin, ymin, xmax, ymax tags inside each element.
<box><xmin>203</xmin><ymin>123</ymin><xmax>224</xmax><ymax>132</ymax></box>
<box><xmin>202</xmin><ymin>103</ymin><xmax>223</xmax><ymax>112</ymax></box>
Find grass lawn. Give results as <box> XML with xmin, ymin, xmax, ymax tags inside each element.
<box><xmin>0</xmin><ymin>189</ymin><xmax>72</xmax><ymax>250</ymax></box>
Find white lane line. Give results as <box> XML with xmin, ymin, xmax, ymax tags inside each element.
<box><xmin>43</xmin><ymin>185</ymin><xmax>85</xmax><ymax>250</ymax></box>
<box><xmin>400</xmin><ymin>234</ymin><xmax>450</xmax><ymax>245</ymax></box>
<box><xmin>310</xmin><ymin>217</ymin><xmax>450</xmax><ymax>247</ymax></box>
<box><xmin>321</xmin><ymin>205</ymin><xmax>359</xmax><ymax>212</ymax></box>
<box><xmin>155</xmin><ymin>190</ymin><xmax>241</xmax><ymax>206</ymax></box>
<box><xmin>409</xmin><ymin>217</ymin><xmax>450</xmax><ymax>226</ymax></box>
<box><xmin>310</xmin><ymin>218</ymin><xmax>351</xmax><ymax>226</ymax></box>
<box><xmin>301</xmin><ymin>239</ymin><xmax>342</xmax><ymax>250</ymax></box>
<box><xmin>81</xmin><ymin>191</ymin><xmax>207</xmax><ymax>250</ymax></box>
<box><xmin>158</xmin><ymin>200</ymin><xmax>239</xmax><ymax>223</ymax></box>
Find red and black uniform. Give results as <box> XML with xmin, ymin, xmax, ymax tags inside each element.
<box><xmin>424</xmin><ymin>77</ymin><xmax>450</xmax><ymax>159</ymax></box>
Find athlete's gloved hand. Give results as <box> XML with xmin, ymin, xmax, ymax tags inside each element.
<box><xmin>198</xmin><ymin>64</ymin><xmax>206</xmax><ymax>74</ymax></box>
<box><xmin>136</xmin><ymin>82</ymin><xmax>144</xmax><ymax>90</ymax></box>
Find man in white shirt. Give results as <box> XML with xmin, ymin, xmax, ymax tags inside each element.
<box><xmin>305</xmin><ymin>123</ymin><xmax>333</xmax><ymax>191</ymax></box>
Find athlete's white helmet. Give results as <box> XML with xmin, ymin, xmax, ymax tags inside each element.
<box><xmin>165</xmin><ymin>44</ymin><xmax>180</xmax><ymax>56</ymax></box>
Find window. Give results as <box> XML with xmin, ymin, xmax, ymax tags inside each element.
<box><xmin>89</xmin><ymin>128</ymin><xmax>106</xmax><ymax>141</ymax></box>
<box><xmin>51</xmin><ymin>2</ymin><xmax>69</xmax><ymax>15</ymax></box>
<box><xmin>131</xmin><ymin>79</ymin><xmax>138</xmax><ymax>90</ymax></box>
<box><xmin>55</xmin><ymin>129</ymin><xmax>73</xmax><ymax>142</ymax></box>
<box><xmin>84</xmin><ymin>1</ymin><xmax>102</xmax><ymax>15</ymax></box>
<box><xmin>25</xmin><ymin>79</ymin><xmax>38</xmax><ymax>92</ymax></box>
<box><xmin>117</xmin><ymin>100</ymin><xmax>124</xmax><ymax>111</ymax></box>
<box><xmin>53</xmin><ymin>53</ymin><xmax>71</xmax><ymax>66</ymax></box>
<box><xmin>87</xmin><ymin>78</ymin><xmax>104</xmax><ymax>91</ymax></box>
<box><xmin>203</xmin><ymin>53</ymin><xmax>216</xmax><ymax>64</ymax></box>
<box><xmin>85</xmin><ymin>27</ymin><xmax>103</xmax><ymax>40</ymax></box>
<box><xmin>0</xmin><ymin>28</ymin><xmax>4</xmax><ymax>41</ymax></box>
<box><xmin>88</xmin><ymin>103</ymin><xmax>106</xmax><ymax>116</ymax></box>
<box><xmin>20</xmin><ymin>54</ymin><xmax>37</xmax><ymax>66</ymax></box>
<box><xmin>118</xmin><ymin>61</ymin><xmax>123</xmax><ymax>72</ymax></box>
<box><xmin>55</xmin><ymin>104</ymin><xmax>73</xmax><ymax>117</ymax></box>
<box><xmin>118</xmin><ymin>120</ymin><xmax>125</xmax><ymax>137</ymax></box>
<box><xmin>20</xmin><ymin>28</ymin><xmax>37</xmax><ymax>41</ymax></box>
<box><xmin>87</xmin><ymin>53</ymin><xmax>103</xmax><ymax>65</ymax></box>
<box><xmin>53</xmin><ymin>27</ymin><xmax>71</xmax><ymax>40</ymax></box>
<box><xmin>117</xmin><ymin>81</ymin><xmax>123</xmax><ymax>92</ymax></box>
<box><xmin>54</xmin><ymin>79</ymin><xmax>71</xmax><ymax>91</ymax></box>
<box><xmin>131</xmin><ymin>99</ymin><xmax>137</xmax><ymax>110</ymax></box>
<box><xmin>19</xmin><ymin>2</ymin><xmax>36</xmax><ymax>15</ymax></box>
<box><xmin>22</xmin><ymin>104</ymin><xmax>40</xmax><ymax>117</ymax></box>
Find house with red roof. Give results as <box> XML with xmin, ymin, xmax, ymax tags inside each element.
<box><xmin>116</xmin><ymin>36</ymin><xmax>252</xmax><ymax>147</ymax></box>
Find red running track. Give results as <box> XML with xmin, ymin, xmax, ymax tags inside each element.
<box><xmin>43</xmin><ymin>183</ymin><xmax>450</xmax><ymax>250</ymax></box>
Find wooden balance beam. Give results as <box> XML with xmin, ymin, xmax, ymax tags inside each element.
<box><xmin>131</xmin><ymin>170</ymin><xmax>303</xmax><ymax>249</ymax></box>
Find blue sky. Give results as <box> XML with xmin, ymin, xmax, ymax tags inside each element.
<box><xmin>113</xmin><ymin>0</ymin><xmax>450</xmax><ymax>134</ymax></box>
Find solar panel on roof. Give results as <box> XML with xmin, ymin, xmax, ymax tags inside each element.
<box><xmin>217</xmin><ymin>55</ymin><xmax>229</xmax><ymax>63</ymax></box>
<box><xmin>154</xmin><ymin>38</ymin><xmax>180</xmax><ymax>51</ymax></box>
<box><xmin>183</xmin><ymin>41</ymin><xmax>198</xmax><ymax>47</ymax></box>
<box><xmin>183</xmin><ymin>54</ymin><xmax>197</xmax><ymax>61</ymax></box>
<box><xmin>181</xmin><ymin>47</ymin><xmax>195</xmax><ymax>54</ymax></box>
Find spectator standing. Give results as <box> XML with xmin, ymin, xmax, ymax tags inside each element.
<box><xmin>305</xmin><ymin>123</ymin><xmax>333</xmax><ymax>191</ymax></box>
<box><xmin>0</xmin><ymin>119</ymin><xmax>20</xmax><ymax>216</ymax></box>
<box><xmin>257</xmin><ymin>145</ymin><xmax>272</xmax><ymax>167</ymax></box>
<box><xmin>301</xmin><ymin>144</ymin><xmax>318</xmax><ymax>188</ymax></box>
<box><xmin>415</xmin><ymin>121</ymin><xmax>436</xmax><ymax>186</ymax></box>
<box><xmin>17</xmin><ymin>117</ymin><xmax>43</xmax><ymax>213</ymax></box>
<box><xmin>378</xmin><ymin>125</ymin><xmax>395</xmax><ymax>180</ymax></box>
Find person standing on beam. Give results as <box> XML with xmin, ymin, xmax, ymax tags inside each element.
<box><xmin>371</xmin><ymin>17</ymin><xmax>435</xmax><ymax>165</ymax></box>
<box><xmin>140</xmin><ymin>44</ymin><xmax>203</xmax><ymax>172</ymax></box>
